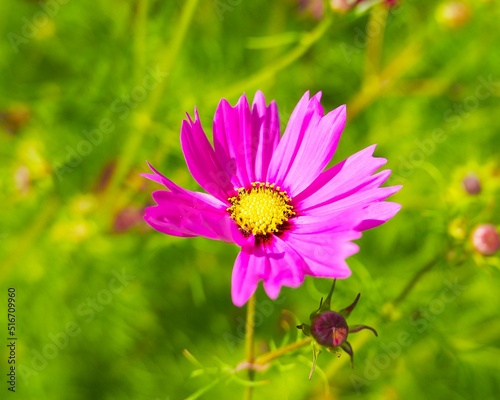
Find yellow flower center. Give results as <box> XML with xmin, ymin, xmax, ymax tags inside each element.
<box><xmin>227</xmin><ymin>182</ymin><xmax>295</xmax><ymax>236</ymax></box>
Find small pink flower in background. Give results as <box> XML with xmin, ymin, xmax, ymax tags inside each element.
<box><xmin>143</xmin><ymin>91</ymin><xmax>401</xmax><ymax>306</ymax></box>
<box><xmin>330</xmin><ymin>0</ymin><xmax>398</xmax><ymax>14</ymax></box>
<box><xmin>471</xmin><ymin>224</ymin><xmax>499</xmax><ymax>256</ymax></box>
<box><xmin>298</xmin><ymin>0</ymin><xmax>325</xmax><ymax>19</ymax></box>
<box><xmin>462</xmin><ymin>173</ymin><xmax>481</xmax><ymax>195</ymax></box>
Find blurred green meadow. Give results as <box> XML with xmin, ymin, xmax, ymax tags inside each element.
<box><xmin>1</xmin><ymin>0</ymin><xmax>500</xmax><ymax>399</ymax></box>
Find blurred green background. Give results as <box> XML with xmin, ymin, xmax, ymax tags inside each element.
<box><xmin>1</xmin><ymin>0</ymin><xmax>500</xmax><ymax>399</ymax></box>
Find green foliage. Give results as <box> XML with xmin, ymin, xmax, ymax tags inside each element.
<box><xmin>1</xmin><ymin>0</ymin><xmax>499</xmax><ymax>399</ymax></box>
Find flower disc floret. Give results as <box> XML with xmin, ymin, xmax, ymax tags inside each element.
<box><xmin>227</xmin><ymin>182</ymin><xmax>295</xmax><ymax>236</ymax></box>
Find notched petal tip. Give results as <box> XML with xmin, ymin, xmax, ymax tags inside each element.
<box><xmin>311</xmin><ymin>90</ymin><xmax>322</xmax><ymax>101</ymax></box>
<box><xmin>333</xmin><ymin>103</ymin><xmax>347</xmax><ymax>118</ymax></box>
<box><xmin>141</xmin><ymin>163</ymin><xmax>171</xmax><ymax>187</ymax></box>
<box><xmin>237</xmin><ymin>92</ymin><xmax>250</xmax><ymax>105</ymax></box>
<box><xmin>252</xmin><ymin>90</ymin><xmax>269</xmax><ymax>110</ymax></box>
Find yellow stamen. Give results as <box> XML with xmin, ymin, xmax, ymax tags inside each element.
<box><xmin>227</xmin><ymin>182</ymin><xmax>295</xmax><ymax>236</ymax></box>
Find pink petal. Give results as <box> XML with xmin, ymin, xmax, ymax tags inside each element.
<box><xmin>291</xmin><ymin>209</ymin><xmax>363</xmax><ymax>234</ymax></box>
<box><xmin>213</xmin><ymin>92</ymin><xmax>280</xmax><ymax>188</ymax></box>
<box><xmin>266</xmin><ymin>92</ymin><xmax>320</xmax><ymax>187</ymax></box>
<box><xmin>144</xmin><ymin>190</ymin><xmax>246</xmax><ymax>245</ymax></box>
<box><xmin>261</xmin><ymin>236</ymin><xmax>308</xmax><ymax>299</ymax></box>
<box><xmin>252</xmin><ymin>91</ymin><xmax>280</xmax><ymax>182</ymax></box>
<box><xmin>282</xmin><ymin>230</ymin><xmax>359</xmax><ymax>278</ymax></box>
<box><xmin>142</xmin><ymin>162</ymin><xmax>227</xmax><ymax>209</ymax></box>
<box><xmin>355</xmin><ymin>201</ymin><xmax>402</xmax><ymax>230</ymax></box>
<box><xmin>213</xmin><ymin>96</ymin><xmax>253</xmax><ymax>188</ymax></box>
<box><xmin>231</xmin><ymin>246</ymin><xmax>267</xmax><ymax>307</ymax></box>
<box><xmin>267</xmin><ymin>92</ymin><xmax>346</xmax><ymax>194</ymax></box>
<box><xmin>293</xmin><ymin>144</ymin><xmax>402</xmax><ymax>230</ymax></box>
<box><xmin>180</xmin><ymin>111</ymin><xmax>234</xmax><ymax>202</ymax></box>
<box><xmin>299</xmin><ymin>170</ymin><xmax>397</xmax><ymax>213</ymax></box>
<box><xmin>295</xmin><ymin>145</ymin><xmax>387</xmax><ymax>207</ymax></box>
<box><xmin>302</xmin><ymin>185</ymin><xmax>401</xmax><ymax>220</ymax></box>
<box><xmin>284</xmin><ymin>104</ymin><xmax>345</xmax><ymax>195</ymax></box>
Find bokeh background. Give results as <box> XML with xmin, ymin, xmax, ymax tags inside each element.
<box><xmin>1</xmin><ymin>0</ymin><xmax>500</xmax><ymax>399</ymax></box>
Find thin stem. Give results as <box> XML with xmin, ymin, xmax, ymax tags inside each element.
<box><xmin>392</xmin><ymin>255</ymin><xmax>440</xmax><ymax>307</ymax></box>
<box><xmin>347</xmin><ymin>37</ymin><xmax>421</xmax><ymax>120</ymax></box>
<box><xmin>205</xmin><ymin>14</ymin><xmax>333</xmax><ymax>104</ymax></box>
<box><xmin>243</xmin><ymin>294</ymin><xmax>256</xmax><ymax>400</ymax></box>
<box><xmin>363</xmin><ymin>4</ymin><xmax>388</xmax><ymax>83</ymax></box>
<box><xmin>254</xmin><ymin>338</ymin><xmax>311</xmax><ymax>366</ymax></box>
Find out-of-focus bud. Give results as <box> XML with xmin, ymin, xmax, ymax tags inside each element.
<box><xmin>330</xmin><ymin>0</ymin><xmax>398</xmax><ymax>13</ymax></box>
<box><xmin>471</xmin><ymin>224</ymin><xmax>499</xmax><ymax>256</ymax></box>
<box><xmin>384</xmin><ymin>0</ymin><xmax>399</xmax><ymax>7</ymax></box>
<box><xmin>462</xmin><ymin>173</ymin><xmax>481</xmax><ymax>195</ymax></box>
<box><xmin>14</xmin><ymin>166</ymin><xmax>31</xmax><ymax>195</ymax></box>
<box><xmin>298</xmin><ymin>0</ymin><xmax>325</xmax><ymax>19</ymax></box>
<box><xmin>94</xmin><ymin>161</ymin><xmax>116</xmax><ymax>193</ymax></box>
<box><xmin>0</xmin><ymin>104</ymin><xmax>31</xmax><ymax>134</ymax></box>
<box><xmin>330</xmin><ymin>0</ymin><xmax>356</xmax><ymax>13</ymax></box>
<box><xmin>436</xmin><ymin>2</ymin><xmax>471</xmax><ymax>29</ymax></box>
<box><xmin>113</xmin><ymin>206</ymin><xmax>144</xmax><ymax>233</ymax></box>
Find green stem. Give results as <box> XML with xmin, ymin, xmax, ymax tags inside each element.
<box><xmin>206</xmin><ymin>14</ymin><xmax>333</xmax><ymax>104</ymax></box>
<box><xmin>392</xmin><ymin>255</ymin><xmax>440</xmax><ymax>307</ymax></box>
<box><xmin>348</xmin><ymin>37</ymin><xmax>421</xmax><ymax>120</ymax></box>
<box><xmin>254</xmin><ymin>338</ymin><xmax>311</xmax><ymax>366</ymax></box>
<box><xmin>363</xmin><ymin>4</ymin><xmax>388</xmax><ymax>83</ymax></box>
<box><xmin>243</xmin><ymin>294</ymin><xmax>256</xmax><ymax>400</ymax></box>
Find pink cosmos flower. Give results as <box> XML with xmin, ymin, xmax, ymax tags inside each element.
<box><xmin>143</xmin><ymin>91</ymin><xmax>401</xmax><ymax>306</ymax></box>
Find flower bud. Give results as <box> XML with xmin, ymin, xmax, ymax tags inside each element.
<box><xmin>471</xmin><ymin>224</ymin><xmax>499</xmax><ymax>256</ymax></box>
<box><xmin>311</xmin><ymin>311</ymin><xmax>349</xmax><ymax>347</ymax></box>
<box><xmin>330</xmin><ymin>0</ymin><xmax>398</xmax><ymax>14</ymax></box>
<box><xmin>113</xmin><ymin>206</ymin><xmax>144</xmax><ymax>233</ymax></box>
<box><xmin>436</xmin><ymin>2</ymin><xmax>471</xmax><ymax>29</ymax></box>
<box><xmin>297</xmin><ymin>280</ymin><xmax>377</xmax><ymax>377</ymax></box>
<box><xmin>0</xmin><ymin>104</ymin><xmax>30</xmax><ymax>135</ymax></box>
<box><xmin>462</xmin><ymin>173</ymin><xmax>481</xmax><ymax>195</ymax></box>
<box><xmin>330</xmin><ymin>0</ymin><xmax>356</xmax><ymax>13</ymax></box>
<box><xmin>298</xmin><ymin>0</ymin><xmax>325</xmax><ymax>19</ymax></box>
